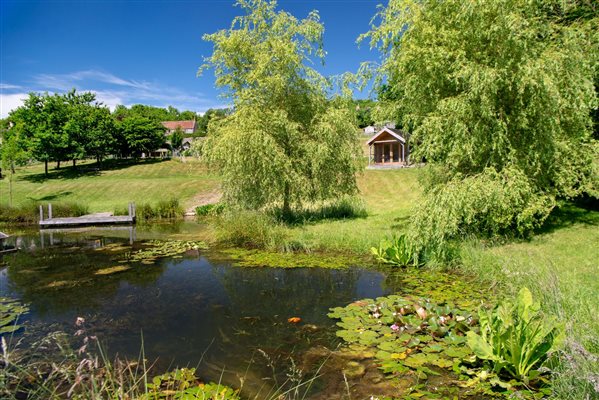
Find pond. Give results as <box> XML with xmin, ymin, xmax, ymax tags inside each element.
<box><xmin>0</xmin><ymin>227</ymin><xmax>404</xmax><ymax>398</ymax></box>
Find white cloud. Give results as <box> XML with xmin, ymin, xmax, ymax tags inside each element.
<box><xmin>0</xmin><ymin>93</ymin><xmax>28</xmax><ymax>118</ymax></box>
<box><xmin>33</xmin><ymin>69</ymin><xmax>151</xmax><ymax>91</ymax></box>
<box><xmin>1</xmin><ymin>70</ymin><xmax>221</xmax><ymax>116</ymax></box>
<box><xmin>0</xmin><ymin>83</ymin><xmax>23</xmax><ymax>90</ymax></box>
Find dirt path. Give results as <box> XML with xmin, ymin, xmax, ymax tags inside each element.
<box><xmin>185</xmin><ymin>190</ymin><xmax>222</xmax><ymax>215</ymax></box>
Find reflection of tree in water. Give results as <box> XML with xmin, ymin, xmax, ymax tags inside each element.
<box><xmin>4</xmin><ymin>237</ymin><xmax>166</xmax><ymax>315</ymax></box>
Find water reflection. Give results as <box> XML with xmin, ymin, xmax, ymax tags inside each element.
<box><xmin>0</xmin><ymin>230</ymin><xmax>401</xmax><ymax>397</ymax></box>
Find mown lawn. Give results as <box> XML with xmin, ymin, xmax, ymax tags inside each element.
<box><xmin>0</xmin><ymin>158</ymin><xmax>220</xmax><ymax>213</ymax></box>
<box><xmin>288</xmin><ymin>168</ymin><xmax>421</xmax><ymax>253</ymax></box>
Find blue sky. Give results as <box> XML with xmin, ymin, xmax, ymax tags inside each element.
<box><xmin>0</xmin><ymin>0</ymin><xmax>382</xmax><ymax>117</ymax></box>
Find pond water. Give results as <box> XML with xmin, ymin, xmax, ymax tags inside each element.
<box><xmin>0</xmin><ymin>227</ymin><xmax>403</xmax><ymax>397</ymax></box>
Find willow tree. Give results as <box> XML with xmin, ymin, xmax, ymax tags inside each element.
<box><xmin>362</xmin><ymin>0</ymin><xmax>598</xmax><ymax>257</ymax></box>
<box><xmin>200</xmin><ymin>0</ymin><xmax>360</xmax><ymax>214</ymax></box>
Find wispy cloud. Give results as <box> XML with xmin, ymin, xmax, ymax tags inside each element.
<box><xmin>32</xmin><ymin>69</ymin><xmax>151</xmax><ymax>91</ymax></box>
<box><xmin>0</xmin><ymin>83</ymin><xmax>23</xmax><ymax>90</ymax></box>
<box><xmin>1</xmin><ymin>70</ymin><xmax>223</xmax><ymax>117</ymax></box>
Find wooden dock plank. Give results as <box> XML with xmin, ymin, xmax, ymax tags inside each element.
<box><xmin>40</xmin><ymin>215</ymin><xmax>134</xmax><ymax>228</ymax></box>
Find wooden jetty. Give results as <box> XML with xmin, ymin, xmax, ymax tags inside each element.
<box><xmin>39</xmin><ymin>203</ymin><xmax>136</xmax><ymax>228</ymax></box>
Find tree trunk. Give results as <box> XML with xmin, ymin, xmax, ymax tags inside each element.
<box><xmin>72</xmin><ymin>159</ymin><xmax>76</xmax><ymax>167</ymax></box>
<box><xmin>8</xmin><ymin>162</ymin><xmax>14</xmax><ymax>207</ymax></box>
<box><xmin>56</xmin><ymin>160</ymin><xmax>61</xmax><ymax>169</ymax></box>
<box><xmin>45</xmin><ymin>160</ymin><xmax>48</xmax><ymax>175</ymax></box>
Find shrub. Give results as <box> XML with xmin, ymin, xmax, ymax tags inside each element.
<box><xmin>466</xmin><ymin>287</ymin><xmax>564</xmax><ymax>384</ymax></box>
<box><xmin>410</xmin><ymin>166</ymin><xmax>555</xmax><ymax>262</ymax></box>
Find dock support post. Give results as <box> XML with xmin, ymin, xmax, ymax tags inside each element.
<box><xmin>48</xmin><ymin>204</ymin><xmax>53</xmax><ymax>219</ymax></box>
<box><xmin>132</xmin><ymin>202</ymin><xmax>136</xmax><ymax>221</ymax></box>
<box><xmin>39</xmin><ymin>205</ymin><xmax>44</xmax><ymax>221</ymax></box>
<box><xmin>128</xmin><ymin>202</ymin><xmax>132</xmax><ymax>218</ymax></box>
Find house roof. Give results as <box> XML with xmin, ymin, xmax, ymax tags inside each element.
<box><xmin>161</xmin><ymin>120</ymin><xmax>196</xmax><ymax>131</ymax></box>
<box><xmin>366</xmin><ymin>127</ymin><xmax>407</xmax><ymax>145</ymax></box>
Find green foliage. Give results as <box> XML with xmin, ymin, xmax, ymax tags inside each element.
<box><xmin>170</xmin><ymin>127</ymin><xmax>184</xmax><ymax>153</ymax></box>
<box><xmin>0</xmin><ymin>297</ymin><xmax>28</xmax><ymax>335</ymax></box>
<box><xmin>201</xmin><ymin>0</ymin><xmax>361</xmax><ymax>213</ymax></box>
<box><xmin>0</xmin><ymin>202</ymin><xmax>89</xmax><ymax>224</ymax></box>
<box><xmin>328</xmin><ymin>294</ymin><xmax>483</xmax><ymax>396</ymax></box>
<box><xmin>410</xmin><ymin>166</ymin><xmax>556</xmax><ymax>260</ymax></box>
<box><xmin>136</xmin><ymin>199</ymin><xmax>183</xmax><ymax>220</ymax></box>
<box><xmin>115</xmin><ymin>115</ymin><xmax>166</xmax><ymax>157</ymax></box>
<box><xmin>271</xmin><ymin>196</ymin><xmax>367</xmax><ymax>223</ymax></box>
<box><xmin>184</xmin><ymin>139</ymin><xmax>204</xmax><ymax>158</ymax></box>
<box><xmin>144</xmin><ymin>368</ymin><xmax>240</xmax><ymax>400</ymax></box>
<box><xmin>195</xmin><ymin>202</ymin><xmax>225</xmax><ymax>217</ymax></box>
<box><xmin>216</xmin><ymin>210</ymin><xmax>287</xmax><ymax>250</ymax></box>
<box><xmin>370</xmin><ymin>234</ymin><xmax>419</xmax><ymax>267</ymax></box>
<box><xmin>466</xmin><ymin>288</ymin><xmax>564</xmax><ymax>384</ymax></box>
<box><xmin>363</xmin><ymin>0</ymin><xmax>598</xmax><ymax>257</ymax></box>
<box><xmin>112</xmin><ymin>104</ymin><xmax>197</xmax><ymax>124</ymax></box>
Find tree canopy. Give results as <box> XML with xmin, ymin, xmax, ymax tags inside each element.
<box><xmin>363</xmin><ymin>0</ymin><xmax>598</xmax><ymax>258</ymax></box>
<box><xmin>200</xmin><ymin>0</ymin><xmax>361</xmax><ymax>214</ymax></box>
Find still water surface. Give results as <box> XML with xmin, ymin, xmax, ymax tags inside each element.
<box><xmin>0</xmin><ymin>227</ymin><xmax>401</xmax><ymax>396</ymax></box>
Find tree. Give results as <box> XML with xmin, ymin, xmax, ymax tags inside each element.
<box><xmin>116</xmin><ymin>115</ymin><xmax>166</xmax><ymax>158</ymax></box>
<box><xmin>362</xmin><ymin>0</ymin><xmax>598</xmax><ymax>257</ymax></box>
<box><xmin>197</xmin><ymin>108</ymin><xmax>229</xmax><ymax>136</ymax></box>
<box><xmin>0</xmin><ymin>122</ymin><xmax>30</xmax><ymax>206</ymax></box>
<box><xmin>170</xmin><ymin>127</ymin><xmax>184</xmax><ymax>155</ymax></box>
<box><xmin>64</xmin><ymin>101</ymin><xmax>115</xmax><ymax>165</ymax></box>
<box><xmin>200</xmin><ymin>0</ymin><xmax>361</xmax><ymax>215</ymax></box>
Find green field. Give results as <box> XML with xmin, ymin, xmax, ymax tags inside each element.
<box><xmin>0</xmin><ymin>159</ymin><xmax>220</xmax><ymax>213</ymax></box>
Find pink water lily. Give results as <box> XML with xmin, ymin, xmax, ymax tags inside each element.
<box><xmin>390</xmin><ymin>323</ymin><xmax>400</xmax><ymax>332</ymax></box>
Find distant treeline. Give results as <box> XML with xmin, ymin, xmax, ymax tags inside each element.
<box><xmin>0</xmin><ymin>90</ymin><xmax>229</xmax><ymax>175</ymax></box>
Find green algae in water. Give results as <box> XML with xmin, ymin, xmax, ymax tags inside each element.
<box><xmin>218</xmin><ymin>248</ymin><xmax>368</xmax><ymax>269</ymax></box>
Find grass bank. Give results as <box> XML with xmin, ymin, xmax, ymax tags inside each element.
<box><xmin>0</xmin><ymin>158</ymin><xmax>219</xmax><ymax>214</ymax></box>
<box><xmin>459</xmin><ymin>203</ymin><xmax>599</xmax><ymax>398</ymax></box>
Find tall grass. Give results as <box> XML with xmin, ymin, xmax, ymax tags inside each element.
<box><xmin>216</xmin><ymin>210</ymin><xmax>288</xmax><ymax>250</ymax></box>
<box><xmin>115</xmin><ymin>199</ymin><xmax>184</xmax><ymax>221</ymax></box>
<box><xmin>0</xmin><ymin>202</ymin><xmax>89</xmax><ymax>224</ymax></box>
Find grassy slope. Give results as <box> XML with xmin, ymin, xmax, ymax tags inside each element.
<box><xmin>288</xmin><ymin>168</ymin><xmax>421</xmax><ymax>253</ymax></box>
<box><xmin>0</xmin><ymin>159</ymin><xmax>220</xmax><ymax>213</ymax></box>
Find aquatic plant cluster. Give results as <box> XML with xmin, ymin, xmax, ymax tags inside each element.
<box><xmin>0</xmin><ymin>297</ymin><xmax>29</xmax><ymax>335</ymax></box>
<box><xmin>144</xmin><ymin>368</ymin><xmax>240</xmax><ymax>399</ymax></box>
<box><xmin>117</xmin><ymin>240</ymin><xmax>208</xmax><ymax>264</ymax></box>
<box><xmin>328</xmin><ymin>291</ymin><xmax>559</xmax><ymax>398</ymax></box>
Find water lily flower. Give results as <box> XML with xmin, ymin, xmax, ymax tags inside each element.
<box><xmin>390</xmin><ymin>323</ymin><xmax>400</xmax><ymax>332</ymax></box>
<box><xmin>287</xmin><ymin>317</ymin><xmax>301</xmax><ymax>323</ymax></box>
<box><xmin>75</xmin><ymin>317</ymin><xmax>85</xmax><ymax>326</ymax></box>
<box><xmin>372</xmin><ymin>312</ymin><xmax>381</xmax><ymax>319</ymax></box>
